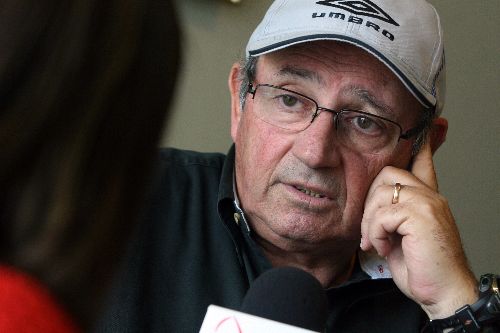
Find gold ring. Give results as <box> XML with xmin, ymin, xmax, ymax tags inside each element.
<box><xmin>392</xmin><ymin>183</ymin><xmax>402</xmax><ymax>204</ymax></box>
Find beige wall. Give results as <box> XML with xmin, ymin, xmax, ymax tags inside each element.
<box><xmin>164</xmin><ymin>0</ymin><xmax>500</xmax><ymax>275</ymax></box>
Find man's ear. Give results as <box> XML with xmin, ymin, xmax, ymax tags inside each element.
<box><xmin>429</xmin><ymin>117</ymin><xmax>448</xmax><ymax>154</ymax></box>
<box><xmin>228</xmin><ymin>62</ymin><xmax>242</xmax><ymax>142</ymax></box>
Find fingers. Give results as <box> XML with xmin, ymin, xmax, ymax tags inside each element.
<box><xmin>365</xmin><ymin>166</ymin><xmax>430</xmax><ymax>205</ymax></box>
<box><xmin>361</xmin><ymin>168</ymin><xmax>411</xmax><ymax>253</ymax></box>
<box><xmin>360</xmin><ymin>133</ymin><xmax>441</xmax><ymax>257</ymax></box>
<box><xmin>361</xmin><ymin>178</ymin><xmax>439</xmax><ymax>255</ymax></box>
<box><xmin>360</xmin><ymin>204</ymin><xmax>404</xmax><ymax>257</ymax></box>
<box><xmin>360</xmin><ymin>184</ymin><xmax>420</xmax><ymax>255</ymax></box>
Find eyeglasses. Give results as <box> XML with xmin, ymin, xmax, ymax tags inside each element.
<box><xmin>247</xmin><ymin>83</ymin><xmax>424</xmax><ymax>155</ymax></box>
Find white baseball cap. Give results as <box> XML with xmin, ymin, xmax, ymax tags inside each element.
<box><xmin>246</xmin><ymin>0</ymin><xmax>446</xmax><ymax>115</ymax></box>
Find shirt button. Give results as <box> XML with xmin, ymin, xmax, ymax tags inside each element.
<box><xmin>233</xmin><ymin>213</ymin><xmax>241</xmax><ymax>225</ymax></box>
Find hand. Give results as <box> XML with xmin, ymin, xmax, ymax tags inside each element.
<box><xmin>360</xmin><ymin>139</ymin><xmax>478</xmax><ymax>319</ymax></box>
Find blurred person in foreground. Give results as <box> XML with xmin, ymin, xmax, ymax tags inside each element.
<box><xmin>97</xmin><ymin>0</ymin><xmax>500</xmax><ymax>332</ymax></box>
<box><xmin>0</xmin><ymin>0</ymin><xmax>181</xmax><ymax>330</ymax></box>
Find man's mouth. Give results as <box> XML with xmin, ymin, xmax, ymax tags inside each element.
<box><xmin>294</xmin><ymin>186</ymin><xmax>327</xmax><ymax>198</ymax></box>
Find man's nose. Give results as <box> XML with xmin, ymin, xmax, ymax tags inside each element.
<box><xmin>291</xmin><ymin>111</ymin><xmax>342</xmax><ymax>169</ymax></box>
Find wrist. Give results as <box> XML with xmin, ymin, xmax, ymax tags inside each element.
<box><xmin>423</xmin><ymin>276</ymin><xmax>479</xmax><ymax>319</ymax></box>
<box><xmin>423</xmin><ymin>274</ymin><xmax>500</xmax><ymax>333</ymax></box>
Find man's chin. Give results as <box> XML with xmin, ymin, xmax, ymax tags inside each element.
<box><xmin>262</xmin><ymin>217</ymin><xmax>350</xmax><ymax>244</ymax></box>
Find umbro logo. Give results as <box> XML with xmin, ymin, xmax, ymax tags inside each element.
<box><xmin>316</xmin><ymin>0</ymin><xmax>399</xmax><ymax>26</ymax></box>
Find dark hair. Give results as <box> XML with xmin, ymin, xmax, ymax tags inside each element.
<box><xmin>0</xmin><ymin>0</ymin><xmax>181</xmax><ymax>328</ymax></box>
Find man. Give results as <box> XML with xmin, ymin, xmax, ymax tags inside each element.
<box><xmin>97</xmin><ymin>1</ymin><xmax>499</xmax><ymax>332</ymax></box>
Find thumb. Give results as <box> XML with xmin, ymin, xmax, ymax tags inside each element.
<box><xmin>411</xmin><ymin>137</ymin><xmax>438</xmax><ymax>191</ymax></box>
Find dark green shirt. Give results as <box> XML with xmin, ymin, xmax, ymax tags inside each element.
<box><xmin>96</xmin><ymin>146</ymin><xmax>427</xmax><ymax>332</ymax></box>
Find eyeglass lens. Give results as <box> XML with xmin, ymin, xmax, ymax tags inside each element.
<box><xmin>250</xmin><ymin>84</ymin><xmax>402</xmax><ymax>154</ymax></box>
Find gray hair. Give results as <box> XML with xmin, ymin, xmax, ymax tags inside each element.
<box><xmin>238</xmin><ymin>56</ymin><xmax>259</xmax><ymax>111</ymax></box>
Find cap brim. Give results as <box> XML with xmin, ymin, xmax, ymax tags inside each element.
<box><xmin>248</xmin><ymin>35</ymin><xmax>436</xmax><ymax>111</ymax></box>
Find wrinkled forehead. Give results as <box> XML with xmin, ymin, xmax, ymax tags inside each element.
<box><xmin>254</xmin><ymin>41</ymin><xmax>424</xmax><ymax>123</ymax></box>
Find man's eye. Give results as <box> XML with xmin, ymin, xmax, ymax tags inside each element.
<box><xmin>355</xmin><ymin>116</ymin><xmax>376</xmax><ymax>130</ymax></box>
<box><xmin>279</xmin><ymin>94</ymin><xmax>299</xmax><ymax>107</ymax></box>
<box><xmin>350</xmin><ymin>115</ymin><xmax>385</xmax><ymax>135</ymax></box>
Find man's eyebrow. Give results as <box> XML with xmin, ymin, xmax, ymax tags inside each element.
<box><xmin>343</xmin><ymin>86</ymin><xmax>394</xmax><ymax>117</ymax></box>
<box><xmin>276</xmin><ymin>65</ymin><xmax>324</xmax><ymax>85</ymax></box>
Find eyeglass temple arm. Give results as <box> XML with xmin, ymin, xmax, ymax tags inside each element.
<box><xmin>400</xmin><ymin>122</ymin><xmax>426</xmax><ymax>140</ymax></box>
<box><xmin>247</xmin><ymin>83</ymin><xmax>257</xmax><ymax>96</ymax></box>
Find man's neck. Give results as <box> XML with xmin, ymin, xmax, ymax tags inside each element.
<box><xmin>254</xmin><ymin>233</ymin><xmax>358</xmax><ymax>288</ymax></box>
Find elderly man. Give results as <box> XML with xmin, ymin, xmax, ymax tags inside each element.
<box><xmin>98</xmin><ymin>1</ymin><xmax>499</xmax><ymax>332</ymax></box>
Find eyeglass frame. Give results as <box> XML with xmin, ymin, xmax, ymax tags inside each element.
<box><xmin>247</xmin><ymin>83</ymin><xmax>427</xmax><ymax>143</ymax></box>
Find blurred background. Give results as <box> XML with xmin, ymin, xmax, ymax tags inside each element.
<box><xmin>164</xmin><ymin>0</ymin><xmax>499</xmax><ymax>275</ymax></box>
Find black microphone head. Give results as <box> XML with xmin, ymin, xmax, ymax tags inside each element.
<box><xmin>240</xmin><ymin>266</ymin><xmax>329</xmax><ymax>332</ymax></box>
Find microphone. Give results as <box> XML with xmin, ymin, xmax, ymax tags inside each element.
<box><xmin>200</xmin><ymin>267</ymin><xmax>329</xmax><ymax>333</ymax></box>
